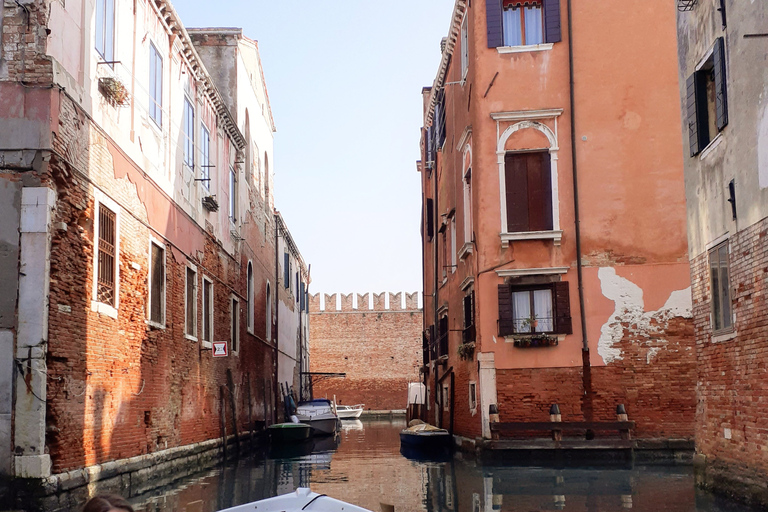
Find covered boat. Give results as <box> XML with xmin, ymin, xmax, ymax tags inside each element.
<box><xmin>218</xmin><ymin>487</ymin><xmax>371</xmax><ymax>512</ymax></box>
<box><xmin>267</xmin><ymin>422</ymin><xmax>312</xmax><ymax>443</ymax></box>
<box><xmin>295</xmin><ymin>398</ymin><xmax>341</xmax><ymax>436</ymax></box>
<box><xmin>399</xmin><ymin>422</ymin><xmax>452</xmax><ymax>451</ymax></box>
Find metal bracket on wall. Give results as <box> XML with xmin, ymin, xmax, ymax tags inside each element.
<box><xmin>677</xmin><ymin>0</ymin><xmax>697</xmax><ymax>11</ymax></box>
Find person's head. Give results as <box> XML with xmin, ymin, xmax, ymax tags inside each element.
<box><xmin>82</xmin><ymin>494</ymin><xmax>134</xmax><ymax>512</ymax></box>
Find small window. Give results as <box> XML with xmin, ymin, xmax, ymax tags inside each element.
<box><xmin>709</xmin><ymin>242</ymin><xmax>733</xmax><ymax>333</ymax></box>
<box><xmin>247</xmin><ymin>262</ymin><xmax>254</xmax><ymax>333</ymax></box>
<box><xmin>503</xmin><ymin>1</ymin><xmax>543</xmax><ymax>47</ymax></box>
<box><xmin>96</xmin><ymin>203</ymin><xmax>117</xmax><ymax>306</ymax></box>
<box><xmin>203</xmin><ymin>277</ymin><xmax>214</xmax><ymax>344</ymax></box>
<box><xmin>200</xmin><ymin>124</ymin><xmax>211</xmax><ymax>191</ymax></box>
<box><xmin>148</xmin><ymin>240</ymin><xmax>165</xmax><ymax>326</ymax></box>
<box><xmin>461</xmin><ymin>15</ymin><xmax>469</xmax><ymax>78</ymax></box>
<box><xmin>687</xmin><ymin>38</ymin><xmax>728</xmax><ymax>156</ymax></box>
<box><xmin>229</xmin><ymin>164</ymin><xmax>237</xmax><ymax>222</ymax></box>
<box><xmin>469</xmin><ymin>382</ymin><xmax>477</xmax><ymax>411</ymax></box>
<box><xmin>183</xmin><ymin>98</ymin><xmax>195</xmax><ymax>168</ymax></box>
<box><xmin>149</xmin><ymin>43</ymin><xmax>163</xmax><ymax>126</ymax></box>
<box><xmin>231</xmin><ymin>297</ymin><xmax>239</xmax><ymax>354</ymax></box>
<box><xmin>185</xmin><ymin>265</ymin><xmax>197</xmax><ymax>338</ymax></box>
<box><xmin>95</xmin><ymin>0</ymin><xmax>115</xmax><ymax>64</ymax></box>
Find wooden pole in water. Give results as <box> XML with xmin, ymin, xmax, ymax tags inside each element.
<box><xmin>220</xmin><ymin>385</ymin><xmax>227</xmax><ymax>456</ymax></box>
<box><xmin>227</xmin><ymin>369</ymin><xmax>240</xmax><ymax>449</ymax></box>
<box><xmin>247</xmin><ymin>372</ymin><xmax>253</xmax><ymax>442</ymax></box>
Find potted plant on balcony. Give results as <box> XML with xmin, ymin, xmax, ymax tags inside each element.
<box><xmin>98</xmin><ymin>77</ymin><xmax>130</xmax><ymax>107</ymax></box>
<box><xmin>457</xmin><ymin>341</ymin><xmax>475</xmax><ymax>361</ymax></box>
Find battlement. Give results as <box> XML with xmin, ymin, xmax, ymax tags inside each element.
<box><xmin>309</xmin><ymin>292</ymin><xmax>421</xmax><ymax>312</ymax></box>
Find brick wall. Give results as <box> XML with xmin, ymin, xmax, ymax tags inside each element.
<box><xmin>308</xmin><ymin>293</ymin><xmax>422</xmax><ymax>411</ymax></box>
<box><xmin>692</xmin><ymin>218</ymin><xmax>768</xmax><ymax>496</ymax></box>
<box><xmin>1</xmin><ymin>1</ymin><xmax>53</xmax><ymax>83</ymax></box>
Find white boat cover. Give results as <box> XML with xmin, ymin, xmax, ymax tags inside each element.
<box><xmin>218</xmin><ymin>487</ymin><xmax>372</xmax><ymax>512</ymax></box>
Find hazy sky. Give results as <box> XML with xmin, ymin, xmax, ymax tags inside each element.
<box><xmin>172</xmin><ymin>1</ymin><xmax>453</xmax><ymax>296</ymax></box>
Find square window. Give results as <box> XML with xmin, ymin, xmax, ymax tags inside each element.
<box><xmin>503</xmin><ymin>1</ymin><xmax>543</xmax><ymax>47</ymax></box>
<box><xmin>709</xmin><ymin>242</ymin><xmax>733</xmax><ymax>333</ymax></box>
<box><xmin>498</xmin><ymin>281</ymin><xmax>572</xmax><ymax>336</ymax></box>
<box><xmin>512</xmin><ymin>288</ymin><xmax>553</xmax><ymax>333</ymax></box>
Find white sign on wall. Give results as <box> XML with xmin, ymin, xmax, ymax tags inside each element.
<box><xmin>212</xmin><ymin>341</ymin><xmax>228</xmax><ymax>357</ymax></box>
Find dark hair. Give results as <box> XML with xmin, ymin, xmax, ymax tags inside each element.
<box><xmin>82</xmin><ymin>494</ymin><xmax>134</xmax><ymax>512</ymax></box>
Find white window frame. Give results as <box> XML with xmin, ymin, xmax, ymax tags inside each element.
<box><xmin>493</xmin><ymin>110</ymin><xmax>564</xmax><ymax>247</ymax></box>
<box><xmin>229</xmin><ymin>163</ymin><xmax>238</xmax><ymax>223</ymax></box>
<box><xmin>95</xmin><ymin>0</ymin><xmax>115</xmax><ymax>65</ymax></box>
<box><xmin>183</xmin><ymin>96</ymin><xmax>195</xmax><ymax>170</ymax></box>
<box><xmin>147</xmin><ymin>236</ymin><xmax>166</xmax><ymax>329</ymax></box>
<box><xmin>202</xmin><ymin>276</ymin><xmax>214</xmax><ymax>349</ymax></box>
<box><xmin>266</xmin><ymin>281</ymin><xmax>272</xmax><ymax>341</ymax></box>
<box><xmin>91</xmin><ymin>190</ymin><xmax>120</xmax><ymax>319</ymax></box>
<box><xmin>200</xmin><ymin>123</ymin><xmax>211</xmax><ymax>191</ymax></box>
<box><xmin>184</xmin><ymin>263</ymin><xmax>198</xmax><ymax>341</ymax></box>
<box><xmin>230</xmin><ymin>295</ymin><xmax>240</xmax><ymax>356</ymax></box>
<box><xmin>247</xmin><ymin>261</ymin><xmax>254</xmax><ymax>334</ymax></box>
<box><xmin>149</xmin><ymin>41</ymin><xmax>163</xmax><ymax>127</ymax></box>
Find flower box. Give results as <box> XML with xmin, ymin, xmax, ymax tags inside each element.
<box><xmin>512</xmin><ymin>334</ymin><xmax>558</xmax><ymax>348</ymax></box>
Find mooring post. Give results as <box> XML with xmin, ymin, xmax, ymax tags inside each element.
<box><xmin>489</xmin><ymin>404</ymin><xmax>499</xmax><ymax>440</ymax></box>
<box><xmin>617</xmin><ymin>404</ymin><xmax>630</xmax><ymax>440</ymax></box>
<box><xmin>550</xmin><ymin>404</ymin><xmax>562</xmax><ymax>442</ymax></box>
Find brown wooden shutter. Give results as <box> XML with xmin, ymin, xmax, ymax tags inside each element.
<box><xmin>686</xmin><ymin>73</ymin><xmax>701</xmax><ymax>157</ymax></box>
<box><xmin>713</xmin><ymin>37</ymin><xmax>728</xmax><ymax>131</ymax></box>
<box><xmin>527</xmin><ymin>152</ymin><xmax>553</xmax><ymax>231</ymax></box>
<box><xmin>542</xmin><ymin>0</ymin><xmax>562</xmax><ymax>43</ymax></box>
<box><xmin>486</xmin><ymin>0</ymin><xmax>503</xmax><ymax>48</ymax></box>
<box><xmin>505</xmin><ymin>154</ymin><xmax>529</xmax><ymax>232</ymax></box>
<box><xmin>553</xmin><ymin>281</ymin><xmax>572</xmax><ymax>335</ymax></box>
<box><xmin>426</xmin><ymin>198</ymin><xmax>434</xmax><ymax>240</ymax></box>
<box><xmin>498</xmin><ymin>284</ymin><xmax>514</xmax><ymax>336</ymax></box>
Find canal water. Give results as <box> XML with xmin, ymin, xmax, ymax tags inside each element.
<box><xmin>60</xmin><ymin>419</ymin><xmax>758</xmax><ymax>512</ymax></box>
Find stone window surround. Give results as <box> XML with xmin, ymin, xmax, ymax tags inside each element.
<box><xmin>146</xmin><ymin>235</ymin><xmax>167</xmax><ymax>329</ymax></box>
<box><xmin>90</xmin><ymin>189</ymin><xmax>120</xmax><ymax>319</ymax></box>
<box><xmin>184</xmin><ymin>262</ymin><xmax>198</xmax><ymax>342</ymax></box>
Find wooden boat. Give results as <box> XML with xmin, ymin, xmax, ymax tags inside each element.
<box><xmin>399</xmin><ymin>422</ymin><xmax>452</xmax><ymax>451</ymax></box>
<box><xmin>336</xmin><ymin>404</ymin><xmax>364</xmax><ymax>419</ymax></box>
<box><xmin>218</xmin><ymin>487</ymin><xmax>372</xmax><ymax>512</ymax></box>
<box><xmin>295</xmin><ymin>398</ymin><xmax>341</xmax><ymax>436</ymax></box>
<box><xmin>267</xmin><ymin>422</ymin><xmax>312</xmax><ymax>443</ymax></box>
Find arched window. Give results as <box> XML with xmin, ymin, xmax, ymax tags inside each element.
<box><xmin>265</xmin><ymin>281</ymin><xmax>272</xmax><ymax>341</ymax></box>
<box><xmin>247</xmin><ymin>261</ymin><xmax>254</xmax><ymax>332</ymax></box>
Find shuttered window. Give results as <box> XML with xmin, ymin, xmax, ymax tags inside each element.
<box><xmin>284</xmin><ymin>253</ymin><xmax>290</xmax><ymax>289</ymax></box>
<box><xmin>487</xmin><ymin>0</ymin><xmax>560</xmax><ymax>47</ymax></box>
<box><xmin>498</xmin><ymin>281</ymin><xmax>572</xmax><ymax>336</ymax></box>
<box><xmin>504</xmin><ymin>151</ymin><xmax>553</xmax><ymax>232</ymax></box>
<box><xmin>149</xmin><ymin>241</ymin><xmax>165</xmax><ymax>325</ymax></box>
<box><xmin>426</xmin><ymin>198</ymin><xmax>435</xmax><ymax>240</ymax></box>
<box><xmin>97</xmin><ymin>204</ymin><xmax>117</xmax><ymax>306</ymax></box>
<box><xmin>687</xmin><ymin>37</ymin><xmax>728</xmax><ymax>157</ymax></box>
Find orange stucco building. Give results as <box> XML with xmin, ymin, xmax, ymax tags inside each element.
<box><xmin>419</xmin><ymin>0</ymin><xmax>695</xmax><ymax>447</ymax></box>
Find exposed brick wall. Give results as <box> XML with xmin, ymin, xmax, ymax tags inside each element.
<box><xmin>308</xmin><ymin>293</ymin><xmax>422</xmax><ymax>411</ymax></box>
<box><xmin>692</xmin><ymin>218</ymin><xmax>768</xmax><ymax>492</ymax></box>
<box><xmin>1</xmin><ymin>1</ymin><xmax>54</xmax><ymax>83</ymax></box>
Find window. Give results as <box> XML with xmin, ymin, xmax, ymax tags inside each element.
<box><xmin>463</xmin><ymin>166</ymin><xmax>473</xmax><ymax>244</ymax></box>
<box><xmin>709</xmin><ymin>242</ymin><xmax>733</xmax><ymax>333</ymax></box>
<box><xmin>461</xmin><ymin>15</ymin><xmax>469</xmax><ymax>78</ymax></box>
<box><xmin>183</xmin><ymin>97</ymin><xmax>195</xmax><ymax>168</ymax></box>
<box><xmin>283</xmin><ymin>253</ymin><xmax>290</xmax><ymax>289</ymax></box>
<box><xmin>265</xmin><ymin>282</ymin><xmax>272</xmax><ymax>341</ymax></box>
<box><xmin>300</xmin><ymin>282</ymin><xmax>306</xmax><ymax>312</ymax></box>
<box><xmin>450</xmin><ymin>216</ymin><xmax>457</xmax><ymax>273</ymax></box>
<box><xmin>504</xmin><ymin>151</ymin><xmax>553</xmax><ymax>232</ymax></box>
<box><xmin>434</xmin><ymin>91</ymin><xmax>446</xmax><ymax>150</ymax></box>
<box><xmin>425</xmin><ymin>198</ymin><xmax>435</xmax><ymax>241</ymax></box>
<box><xmin>149</xmin><ymin>43</ymin><xmax>163</xmax><ymax>126</ymax></box>
<box><xmin>441</xmin><ymin>227</ymin><xmax>448</xmax><ymax>281</ymax></box>
<box><xmin>95</xmin><ymin>0</ymin><xmax>115</xmax><ymax>64</ymax></box>
<box><xmin>231</xmin><ymin>297</ymin><xmax>239</xmax><ymax>354</ymax></box>
<box><xmin>438</xmin><ymin>315</ymin><xmax>449</xmax><ymax>358</ymax></box>
<box><xmin>202</xmin><ymin>277</ymin><xmax>213</xmax><ymax>346</ymax></box>
<box><xmin>264</xmin><ymin>153</ymin><xmax>270</xmax><ymax>212</ymax></box>
<box><xmin>687</xmin><ymin>38</ymin><xmax>728</xmax><ymax>156</ymax></box>
<box><xmin>201</xmin><ymin>124</ymin><xmax>211</xmax><ymax>191</ymax></box>
<box><xmin>463</xmin><ymin>291</ymin><xmax>475</xmax><ymax>343</ymax></box>
<box><xmin>96</xmin><ymin>203</ymin><xmax>117</xmax><ymax>306</ymax></box>
<box><xmin>229</xmin><ymin>164</ymin><xmax>237</xmax><ymax>222</ymax></box>
<box><xmin>469</xmin><ymin>382</ymin><xmax>477</xmax><ymax>411</ymax></box>
<box><xmin>247</xmin><ymin>262</ymin><xmax>254</xmax><ymax>333</ymax></box>
<box><xmin>442</xmin><ymin>385</ymin><xmax>450</xmax><ymax>412</ymax></box>
<box><xmin>486</xmin><ymin>0</ymin><xmax>560</xmax><ymax>48</ymax></box>
<box><xmin>185</xmin><ymin>265</ymin><xmax>197</xmax><ymax>338</ymax></box>
<box><xmin>148</xmin><ymin>240</ymin><xmax>165</xmax><ymax>326</ymax></box>
<box><xmin>498</xmin><ymin>281</ymin><xmax>572</xmax><ymax>336</ymax></box>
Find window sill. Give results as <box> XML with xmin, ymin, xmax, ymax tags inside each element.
<box><xmin>146</xmin><ymin>320</ymin><xmax>166</xmax><ymax>330</ymax></box>
<box><xmin>185</xmin><ymin>334</ymin><xmax>198</xmax><ymax>342</ymax></box>
<box><xmin>503</xmin><ymin>333</ymin><xmax>566</xmax><ymax>345</ymax></box>
<box><xmin>699</xmin><ymin>132</ymin><xmax>724</xmax><ymax>160</ymax></box>
<box><xmin>458</xmin><ymin>242</ymin><xmax>474</xmax><ymax>260</ymax></box>
<box><xmin>500</xmin><ymin>230</ymin><xmax>563</xmax><ymax>248</ymax></box>
<box><xmin>711</xmin><ymin>330</ymin><xmax>736</xmax><ymax>343</ymax></box>
<box><xmin>201</xmin><ymin>340</ymin><xmax>212</xmax><ymax>349</ymax></box>
<box><xmin>497</xmin><ymin>43</ymin><xmax>554</xmax><ymax>54</ymax></box>
<box><xmin>91</xmin><ymin>301</ymin><xmax>118</xmax><ymax>319</ymax></box>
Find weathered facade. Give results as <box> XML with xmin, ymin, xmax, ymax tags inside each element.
<box><xmin>418</xmin><ymin>0</ymin><xmax>695</xmax><ymax>444</ymax></box>
<box><xmin>676</xmin><ymin>0</ymin><xmax>768</xmax><ymax>505</ymax></box>
<box><xmin>0</xmin><ymin>0</ymin><xmax>306</xmax><ymax>494</ymax></box>
<box><xmin>308</xmin><ymin>293</ymin><xmax>422</xmax><ymax>411</ymax></box>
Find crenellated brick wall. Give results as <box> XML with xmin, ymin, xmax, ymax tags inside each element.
<box><xmin>308</xmin><ymin>292</ymin><xmax>422</xmax><ymax>411</ymax></box>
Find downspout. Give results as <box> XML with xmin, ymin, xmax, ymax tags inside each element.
<box><xmin>433</xmin><ymin>138</ymin><xmax>440</xmax><ymax>428</ymax></box>
<box><xmin>566</xmin><ymin>0</ymin><xmax>593</xmax><ymax>421</ymax></box>
<box><xmin>273</xmin><ymin>213</ymin><xmax>280</xmax><ymax>423</ymax></box>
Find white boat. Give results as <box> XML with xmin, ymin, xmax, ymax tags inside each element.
<box><xmin>336</xmin><ymin>404</ymin><xmax>364</xmax><ymax>419</ymax></box>
<box><xmin>295</xmin><ymin>398</ymin><xmax>341</xmax><ymax>436</ymax></box>
<box><xmin>219</xmin><ymin>487</ymin><xmax>372</xmax><ymax>512</ymax></box>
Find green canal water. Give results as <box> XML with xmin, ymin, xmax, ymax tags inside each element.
<box><xmin>31</xmin><ymin>419</ymin><xmax>762</xmax><ymax>512</ymax></box>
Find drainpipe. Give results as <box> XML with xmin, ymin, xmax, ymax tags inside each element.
<box><xmin>433</xmin><ymin>139</ymin><xmax>440</xmax><ymax>428</ymax></box>
<box><xmin>273</xmin><ymin>212</ymin><xmax>280</xmax><ymax>423</ymax></box>
<box><xmin>567</xmin><ymin>0</ymin><xmax>593</xmax><ymax>421</ymax></box>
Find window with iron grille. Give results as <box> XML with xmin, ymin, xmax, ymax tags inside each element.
<box><xmin>97</xmin><ymin>204</ymin><xmax>117</xmax><ymax>306</ymax></box>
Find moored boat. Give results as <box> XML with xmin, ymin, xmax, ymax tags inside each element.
<box><xmin>218</xmin><ymin>487</ymin><xmax>372</xmax><ymax>512</ymax></box>
<box><xmin>336</xmin><ymin>404</ymin><xmax>364</xmax><ymax>419</ymax></box>
<box><xmin>295</xmin><ymin>398</ymin><xmax>341</xmax><ymax>436</ymax></box>
<box><xmin>399</xmin><ymin>422</ymin><xmax>452</xmax><ymax>451</ymax></box>
<box><xmin>267</xmin><ymin>422</ymin><xmax>312</xmax><ymax>443</ymax></box>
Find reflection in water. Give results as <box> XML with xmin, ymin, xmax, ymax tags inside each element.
<box><xmin>98</xmin><ymin>420</ymin><xmax>754</xmax><ymax>512</ymax></box>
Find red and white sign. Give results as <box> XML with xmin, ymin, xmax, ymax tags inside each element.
<box><xmin>212</xmin><ymin>341</ymin><xmax>228</xmax><ymax>357</ymax></box>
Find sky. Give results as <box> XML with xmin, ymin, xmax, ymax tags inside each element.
<box><xmin>171</xmin><ymin>0</ymin><xmax>454</xmax><ymax>297</ymax></box>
